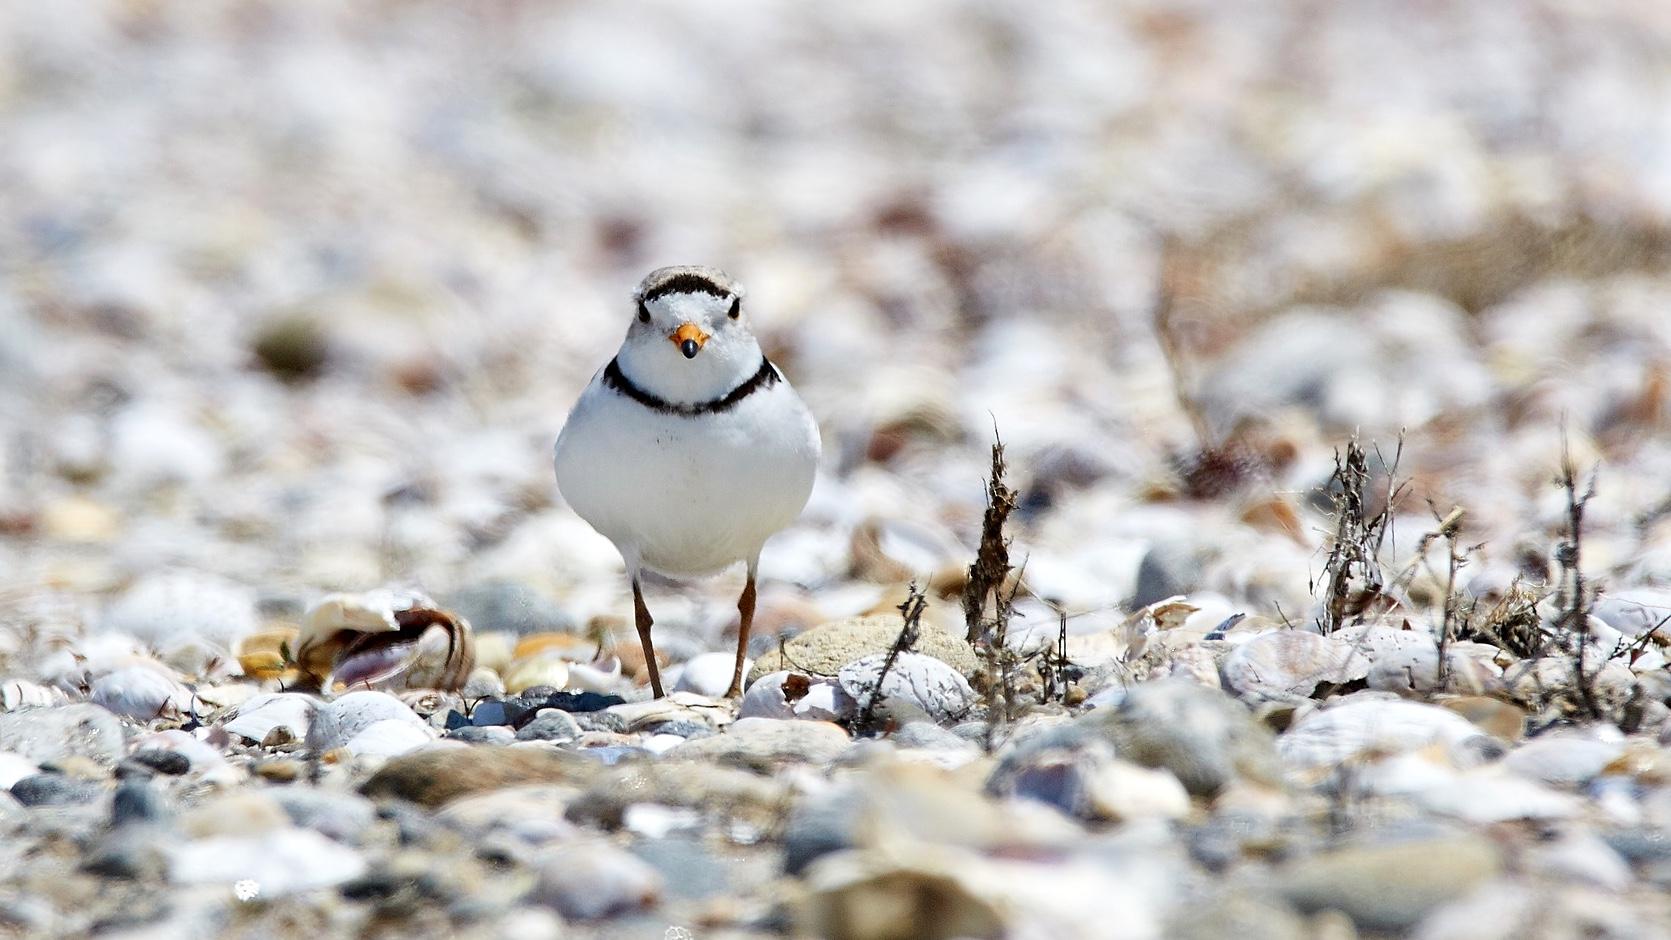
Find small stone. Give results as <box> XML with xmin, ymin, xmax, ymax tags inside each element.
<box><xmin>270</xmin><ymin>788</ymin><xmax>378</xmax><ymax>844</ymax></box>
<box><xmin>126</xmin><ymin>749</ymin><xmax>191</xmax><ymax>776</ymax></box>
<box><xmin>446</xmin><ymin>726</ymin><xmax>515</xmax><ymax>745</ymax></box>
<box><xmin>530</xmin><ymin>842</ymin><xmax>662</xmax><ymax>919</ymax></box>
<box><xmin>253</xmin><ymin>759</ymin><xmax>304</xmax><ymax>783</ymax></box>
<box><xmin>111</xmin><ymin>780</ymin><xmax>171</xmax><ymax>827</ymax></box>
<box><xmin>0</xmin><ymin>704</ymin><xmax>127</xmax><ymax>766</ymax></box>
<box><xmin>837</xmin><ymin>652</ymin><xmax>976</xmax><ymax>724</ymax></box>
<box><xmin>516</xmin><ymin>710</ymin><xmax>582</xmax><ymax>743</ymax></box>
<box><xmin>183</xmin><ymin>791</ymin><xmax>290</xmax><ymax>838</ymax></box>
<box><xmin>470</xmin><ymin>700</ymin><xmax>512</xmax><ymax>727</ymax></box>
<box><xmin>1087</xmin><ymin>679</ymin><xmax>1281</xmax><ymax>797</ymax></box>
<box><xmin>1279</xmin><ymin>837</ymin><xmax>1501</xmax><ymax>932</ymax></box>
<box><xmin>361</xmin><ymin>746</ymin><xmax>597</xmax><ymax>808</ymax></box>
<box><xmin>10</xmin><ymin>773</ymin><xmax>102</xmax><ymax>807</ymax></box>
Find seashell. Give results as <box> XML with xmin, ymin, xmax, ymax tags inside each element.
<box><xmin>1221</xmin><ymin>630</ymin><xmax>1370</xmax><ymax>702</ymax></box>
<box><xmin>90</xmin><ymin>663</ymin><xmax>195</xmax><ymax>721</ymax></box>
<box><xmin>305</xmin><ymin>690</ymin><xmax>433</xmax><ymax>755</ymax></box>
<box><xmin>565</xmin><ymin>656</ymin><xmax>624</xmax><ymax>694</ymax></box>
<box><xmin>236</xmin><ymin>628</ymin><xmax>300</xmax><ymax>682</ymax></box>
<box><xmin>740</xmin><ymin>671</ymin><xmax>858</xmax><ymax>722</ymax></box>
<box><xmin>294</xmin><ymin>589</ymin><xmax>473</xmax><ymax>693</ymax></box>
<box><xmin>512</xmin><ymin>633</ymin><xmax>596</xmax><ymax>661</ymax></box>
<box><xmin>502</xmin><ymin>651</ymin><xmax>571</xmax><ymax>695</ymax></box>
<box><xmin>837</xmin><ymin>652</ymin><xmax>976</xmax><ymax>724</ymax></box>
<box><xmin>222</xmin><ymin>692</ymin><xmax>318</xmax><ymax>746</ymax></box>
<box><xmin>0</xmin><ymin>679</ymin><xmax>69</xmax><ymax>712</ymax></box>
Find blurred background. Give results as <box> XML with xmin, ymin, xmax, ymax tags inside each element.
<box><xmin>3</xmin><ymin>0</ymin><xmax>1671</xmax><ymax>652</ymax></box>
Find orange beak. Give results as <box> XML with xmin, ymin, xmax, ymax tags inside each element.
<box><xmin>671</xmin><ymin>322</ymin><xmax>709</xmax><ymax>359</ymax></box>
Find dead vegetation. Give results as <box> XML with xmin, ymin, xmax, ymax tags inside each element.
<box><xmin>1314</xmin><ymin>436</ymin><xmax>1406</xmax><ymax>634</ymax></box>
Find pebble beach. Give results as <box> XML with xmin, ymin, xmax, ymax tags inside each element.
<box><xmin>4</xmin><ymin>2</ymin><xmax>1671</xmax><ymax>938</ymax></box>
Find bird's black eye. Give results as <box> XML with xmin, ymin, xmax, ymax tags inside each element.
<box><xmin>727</xmin><ymin>296</ymin><xmax>741</xmax><ymax>319</ymax></box>
<box><xmin>637</xmin><ymin>301</ymin><xmax>651</xmax><ymax>324</ymax></box>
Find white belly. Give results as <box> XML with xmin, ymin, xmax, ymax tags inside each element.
<box><xmin>553</xmin><ymin>375</ymin><xmax>820</xmax><ymax>577</ymax></box>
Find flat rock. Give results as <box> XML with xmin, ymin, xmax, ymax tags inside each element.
<box><xmin>361</xmin><ymin>745</ymin><xmax>597</xmax><ymax>808</ymax></box>
<box><xmin>1279</xmin><ymin>836</ymin><xmax>1501</xmax><ymax>932</ymax></box>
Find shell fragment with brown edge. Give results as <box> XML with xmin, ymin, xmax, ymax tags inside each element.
<box><xmin>293</xmin><ymin>589</ymin><xmax>474</xmax><ymax>693</ymax></box>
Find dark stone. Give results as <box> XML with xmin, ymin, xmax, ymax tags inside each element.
<box><xmin>11</xmin><ymin>773</ymin><xmax>102</xmax><ymax>807</ymax></box>
<box><xmin>110</xmin><ymin>781</ymin><xmax>170</xmax><ymax>827</ymax></box>
<box><xmin>126</xmin><ymin>749</ymin><xmax>191</xmax><ymax>776</ymax></box>
<box><xmin>470</xmin><ymin>701</ymin><xmax>511</xmax><ymax>727</ymax></box>
<box><xmin>443</xmin><ymin>709</ymin><xmax>470</xmax><ymax>731</ymax></box>
<box><xmin>523</xmin><ymin>691</ymin><xmax>624</xmax><ymax>714</ymax></box>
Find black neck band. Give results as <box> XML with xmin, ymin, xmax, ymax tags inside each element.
<box><xmin>602</xmin><ymin>355</ymin><xmax>780</xmax><ymax>417</ymax></box>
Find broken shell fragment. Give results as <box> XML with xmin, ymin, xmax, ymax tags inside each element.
<box><xmin>293</xmin><ymin>589</ymin><xmax>474</xmax><ymax>693</ymax></box>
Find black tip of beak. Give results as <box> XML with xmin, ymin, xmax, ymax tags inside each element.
<box><xmin>680</xmin><ymin>339</ymin><xmax>699</xmax><ymax>359</ymax></box>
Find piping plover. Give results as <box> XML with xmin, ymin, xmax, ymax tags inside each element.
<box><xmin>554</xmin><ymin>266</ymin><xmax>821</xmax><ymax>697</ymax></box>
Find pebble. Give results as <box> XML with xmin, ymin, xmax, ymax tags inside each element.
<box><xmin>110</xmin><ymin>780</ymin><xmax>171</xmax><ymax>827</ymax></box>
<box><xmin>837</xmin><ymin>652</ymin><xmax>975</xmax><ymax>724</ymax></box>
<box><xmin>530</xmin><ymin>842</ymin><xmax>662</xmax><ymax>920</ymax></box>
<box><xmin>1090</xmin><ymin>678</ymin><xmax>1281</xmax><ymax>797</ymax></box>
<box><xmin>445</xmin><ymin>726</ymin><xmax>515</xmax><ymax>745</ymax></box>
<box><xmin>10</xmin><ymin>773</ymin><xmax>103</xmax><ymax>807</ymax></box>
<box><xmin>124</xmin><ymin>749</ymin><xmax>191</xmax><ymax>777</ymax></box>
<box><xmin>1278</xmin><ymin>836</ymin><xmax>1501</xmax><ymax>932</ymax></box>
<box><xmin>515</xmin><ymin>710</ymin><xmax>582</xmax><ymax>742</ymax></box>
<box><xmin>361</xmin><ymin>746</ymin><xmax>597</xmax><ymax>808</ymax></box>
<box><xmin>0</xmin><ymin>704</ymin><xmax>126</xmax><ymax>766</ymax></box>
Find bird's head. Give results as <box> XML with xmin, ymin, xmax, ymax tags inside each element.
<box><xmin>618</xmin><ymin>266</ymin><xmax>761</xmax><ymax>400</ymax></box>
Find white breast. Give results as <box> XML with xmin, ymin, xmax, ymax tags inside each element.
<box><xmin>553</xmin><ymin>370</ymin><xmax>820</xmax><ymax>578</ymax></box>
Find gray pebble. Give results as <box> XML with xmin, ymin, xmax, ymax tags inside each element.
<box><xmin>445</xmin><ymin>726</ymin><xmax>515</xmax><ymax>745</ymax></box>
<box><xmin>515</xmin><ymin>710</ymin><xmax>582</xmax><ymax>743</ymax></box>
<box><xmin>11</xmin><ymin>773</ymin><xmax>103</xmax><ymax>807</ymax></box>
<box><xmin>270</xmin><ymin>787</ymin><xmax>377</xmax><ymax>844</ymax></box>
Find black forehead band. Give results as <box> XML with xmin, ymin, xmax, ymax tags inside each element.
<box><xmin>640</xmin><ymin>273</ymin><xmax>731</xmax><ymax>303</ymax></box>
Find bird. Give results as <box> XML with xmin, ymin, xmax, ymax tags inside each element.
<box><xmin>553</xmin><ymin>266</ymin><xmax>821</xmax><ymax>698</ymax></box>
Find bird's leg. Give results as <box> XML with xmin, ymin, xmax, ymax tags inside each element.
<box><xmin>725</xmin><ymin>562</ymin><xmax>758</xmax><ymax>698</ymax></box>
<box><xmin>632</xmin><ymin>578</ymin><xmax>665</xmax><ymax>697</ymax></box>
